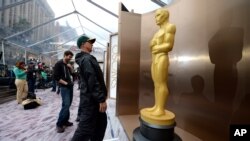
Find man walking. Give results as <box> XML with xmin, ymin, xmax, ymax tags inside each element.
<box><xmin>54</xmin><ymin>50</ymin><xmax>74</xmax><ymax>133</ymax></box>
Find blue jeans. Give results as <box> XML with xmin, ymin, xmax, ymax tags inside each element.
<box><xmin>51</xmin><ymin>79</ymin><xmax>56</xmax><ymax>91</ymax></box>
<box><xmin>56</xmin><ymin>86</ymin><xmax>73</xmax><ymax>127</ymax></box>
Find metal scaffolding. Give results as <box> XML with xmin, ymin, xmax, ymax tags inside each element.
<box><xmin>0</xmin><ymin>0</ymin><xmax>117</xmax><ymax>65</ymax></box>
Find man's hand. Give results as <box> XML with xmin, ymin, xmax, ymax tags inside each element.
<box><xmin>67</xmin><ymin>63</ymin><xmax>73</xmax><ymax>68</ymax></box>
<box><xmin>66</xmin><ymin>81</ymin><xmax>74</xmax><ymax>87</ymax></box>
<box><xmin>99</xmin><ymin>101</ymin><xmax>107</xmax><ymax>113</ymax></box>
<box><xmin>67</xmin><ymin>64</ymin><xmax>74</xmax><ymax>73</ymax></box>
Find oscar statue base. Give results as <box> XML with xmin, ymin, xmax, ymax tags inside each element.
<box><xmin>140</xmin><ymin>108</ymin><xmax>175</xmax><ymax>126</ymax></box>
<box><xmin>133</xmin><ymin>117</ymin><xmax>182</xmax><ymax>141</ymax></box>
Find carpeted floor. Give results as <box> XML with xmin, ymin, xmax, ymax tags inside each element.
<box><xmin>0</xmin><ymin>85</ymin><xmax>128</xmax><ymax>141</ymax></box>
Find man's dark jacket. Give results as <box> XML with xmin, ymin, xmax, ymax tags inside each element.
<box><xmin>53</xmin><ymin>59</ymin><xmax>73</xmax><ymax>87</ymax></box>
<box><xmin>75</xmin><ymin>52</ymin><xmax>107</xmax><ymax>106</ymax></box>
<box><xmin>27</xmin><ymin>66</ymin><xmax>36</xmax><ymax>81</ymax></box>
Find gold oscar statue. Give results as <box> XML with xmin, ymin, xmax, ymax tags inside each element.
<box><xmin>140</xmin><ymin>8</ymin><xmax>176</xmax><ymax>126</ymax></box>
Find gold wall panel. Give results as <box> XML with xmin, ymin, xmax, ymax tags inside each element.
<box><xmin>117</xmin><ymin>0</ymin><xmax>250</xmax><ymax>140</ymax></box>
<box><xmin>117</xmin><ymin>7</ymin><xmax>141</xmax><ymax>115</ymax></box>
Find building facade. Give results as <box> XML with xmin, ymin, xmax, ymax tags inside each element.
<box><xmin>0</xmin><ymin>0</ymin><xmax>56</xmax><ymax>67</ymax></box>
<box><xmin>0</xmin><ymin>0</ymin><xmax>55</xmax><ymax>42</ymax></box>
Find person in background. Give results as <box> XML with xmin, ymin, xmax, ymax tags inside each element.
<box><xmin>13</xmin><ymin>61</ymin><xmax>28</xmax><ymax>104</ymax></box>
<box><xmin>41</xmin><ymin>69</ymin><xmax>48</xmax><ymax>86</ymax></box>
<box><xmin>27</xmin><ymin>61</ymin><xmax>36</xmax><ymax>94</ymax></box>
<box><xmin>71</xmin><ymin>35</ymin><xmax>107</xmax><ymax>141</ymax></box>
<box><xmin>8</xmin><ymin>69</ymin><xmax>16</xmax><ymax>89</ymax></box>
<box><xmin>51</xmin><ymin>67</ymin><xmax>57</xmax><ymax>92</ymax></box>
<box><xmin>53</xmin><ymin>50</ymin><xmax>74</xmax><ymax>133</ymax></box>
<box><xmin>56</xmin><ymin>84</ymin><xmax>61</xmax><ymax>95</ymax></box>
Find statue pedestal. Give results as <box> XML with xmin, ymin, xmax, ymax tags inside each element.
<box><xmin>140</xmin><ymin>108</ymin><xmax>175</xmax><ymax>125</ymax></box>
<box><xmin>133</xmin><ymin>117</ymin><xmax>181</xmax><ymax>141</ymax></box>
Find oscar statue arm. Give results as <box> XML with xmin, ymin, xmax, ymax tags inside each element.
<box><xmin>152</xmin><ymin>25</ymin><xmax>176</xmax><ymax>54</ymax></box>
<box><xmin>150</xmin><ymin>37</ymin><xmax>157</xmax><ymax>51</ymax></box>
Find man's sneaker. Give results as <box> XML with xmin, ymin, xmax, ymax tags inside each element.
<box><xmin>56</xmin><ymin>126</ymin><xmax>64</xmax><ymax>133</ymax></box>
<box><xmin>64</xmin><ymin>121</ymin><xmax>73</xmax><ymax>126</ymax></box>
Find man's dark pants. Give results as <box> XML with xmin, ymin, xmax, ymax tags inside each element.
<box><xmin>51</xmin><ymin>79</ymin><xmax>57</xmax><ymax>91</ymax></box>
<box><xmin>56</xmin><ymin>86</ymin><xmax>73</xmax><ymax>127</ymax></box>
<box><xmin>28</xmin><ymin>79</ymin><xmax>36</xmax><ymax>93</ymax></box>
<box><xmin>71</xmin><ymin>106</ymin><xmax>107</xmax><ymax>141</ymax></box>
